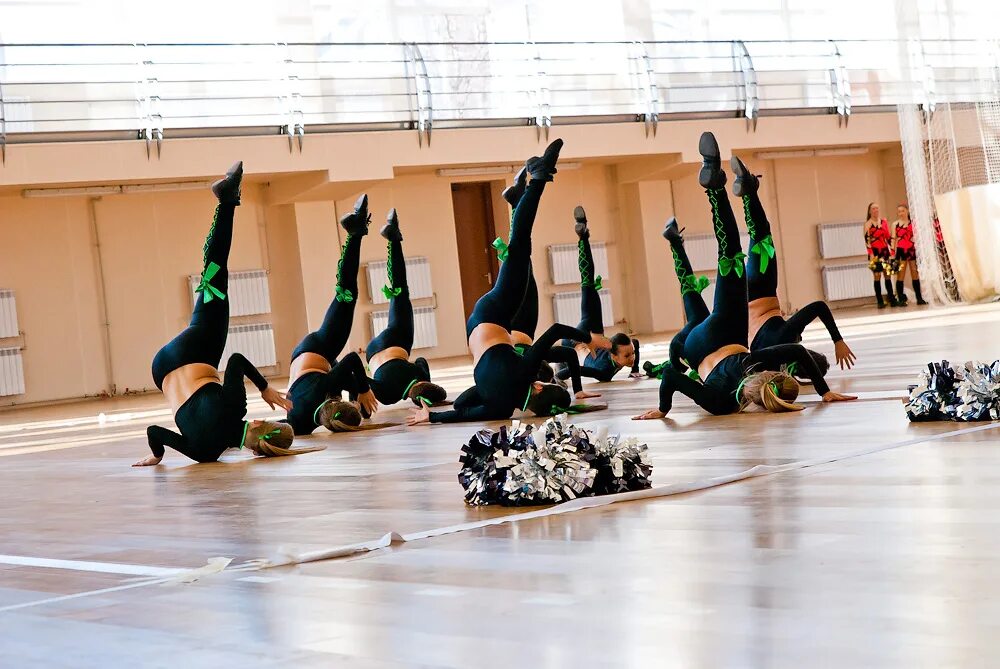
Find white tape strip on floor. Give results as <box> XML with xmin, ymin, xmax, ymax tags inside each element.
<box><xmin>0</xmin><ymin>554</ymin><xmax>183</xmax><ymax>577</ymax></box>
<box><xmin>256</xmin><ymin>421</ymin><xmax>1000</xmax><ymax>569</ymax></box>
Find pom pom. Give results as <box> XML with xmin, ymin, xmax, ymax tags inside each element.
<box><xmin>954</xmin><ymin>360</ymin><xmax>1000</xmax><ymax>422</ymax></box>
<box><xmin>903</xmin><ymin>360</ymin><xmax>1000</xmax><ymax>422</ymax></box>
<box><xmin>458</xmin><ymin>416</ymin><xmax>652</xmax><ymax>506</ymax></box>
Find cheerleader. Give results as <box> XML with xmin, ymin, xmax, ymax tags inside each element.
<box><xmin>864</xmin><ymin>203</ymin><xmax>899</xmax><ymax>308</ymax></box>
<box><xmin>892</xmin><ymin>204</ymin><xmax>928</xmax><ymax>305</ymax></box>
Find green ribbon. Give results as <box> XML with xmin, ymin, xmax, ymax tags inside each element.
<box><xmin>196</xmin><ymin>262</ymin><xmax>226</xmax><ymax>303</ymax></box>
<box><xmin>785</xmin><ymin>361</ymin><xmax>798</xmax><ymax>377</ymax></box>
<box><xmin>735</xmin><ymin>375</ymin><xmax>750</xmax><ymax>400</ymax></box>
<box><xmin>240</xmin><ymin>420</ymin><xmax>249</xmax><ymax>449</ymax></box>
<box><xmin>382</xmin><ymin>285</ymin><xmax>402</xmax><ymax>300</ymax></box>
<box><xmin>492</xmin><ymin>237</ymin><xmax>509</xmax><ymax>262</ymax></box>
<box><xmin>751</xmin><ymin>235</ymin><xmax>776</xmax><ymax>274</ymax></box>
<box><xmin>335</xmin><ymin>285</ymin><xmax>355</xmax><ymax>303</ymax></box>
<box><xmin>686</xmin><ymin>368</ymin><xmax>701</xmax><ymax>381</ymax></box>
<box><xmin>259</xmin><ymin>427</ymin><xmax>281</xmax><ymax>441</ymax></box>
<box><xmin>591</xmin><ymin>275</ymin><xmax>603</xmax><ymax>291</ymax></box>
<box><xmin>680</xmin><ymin>274</ymin><xmax>711</xmax><ymax>296</ymax></box>
<box><xmin>718</xmin><ymin>253</ymin><xmax>747</xmax><ymax>278</ymax></box>
<box><xmin>417</xmin><ymin>396</ymin><xmax>432</xmax><ymax>407</ymax></box>
<box><xmin>549</xmin><ymin>404</ymin><xmax>574</xmax><ymax>415</ymax></box>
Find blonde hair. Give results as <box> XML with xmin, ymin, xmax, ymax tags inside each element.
<box><xmin>245</xmin><ymin>421</ymin><xmax>323</xmax><ymax>457</ymax></box>
<box><xmin>738</xmin><ymin>371</ymin><xmax>804</xmax><ymax>413</ymax></box>
<box><xmin>317</xmin><ymin>400</ymin><xmax>364</xmax><ymax>432</ymax></box>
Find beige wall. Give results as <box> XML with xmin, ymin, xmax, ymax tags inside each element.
<box><xmin>0</xmin><ymin>115</ymin><xmax>910</xmax><ymax>405</ymax></box>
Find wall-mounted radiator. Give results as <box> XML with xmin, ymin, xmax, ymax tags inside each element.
<box><xmin>548</xmin><ymin>242</ymin><xmax>610</xmax><ymax>285</ymax></box>
<box><xmin>0</xmin><ymin>348</ymin><xmax>25</xmax><ymax>397</ymax></box>
<box><xmin>188</xmin><ymin>269</ymin><xmax>271</xmax><ymax>316</ymax></box>
<box><xmin>218</xmin><ymin>323</ymin><xmax>277</xmax><ymax>370</ymax></box>
<box><xmin>817</xmin><ymin>222</ymin><xmax>866</xmax><ymax>259</ymax></box>
<box><xmin>0</xmin><ymin>290</ymin><xmax>19</xmax><ymax>338</ymax></box>
<box><xmin>552</xmin><ymin>289</ymin><xmax>615</xmax><ymax>328</ymax></box>
<box><xmin>370</xmin><ymin>306</ymin><xmax>438</xmax><ymax>350</ymax></box>
<box><xmin>682</xmin><ymin>233</ymin><xmax>752</xmax><ymax>272</ymax></box>
<box><xmin>365</xmin><ymin>257</ymin><xmax>434</xmax><ymax>304</ymax></box>
<box><xmin>822</xmin><ymin>262</ymin><xmax>874</xmax><ymax>301</ymax></box>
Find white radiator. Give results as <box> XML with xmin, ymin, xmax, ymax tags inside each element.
<box><xmin>548</xmin><ymin>242</ymin><xmax>610</xmax><ymax>286</ymax></box>
<box><xmin>369</xmin><ymin>306</ymin><xmax>438</xmax><ymax>350</ymax></box>
<box><xmin>0</xmin><ymin>290</ymin><xmax>19</xmax><ymax>338</ymax></box>
<box><xmin>365</xmin><ymin>256</ymin><xmax>433</xmax><ymax>304</ymax></box>
<box><xmin>0</xmin><ymin>348</ymin><xmax>25</xmax><ymax>397</ymax></box>
<box><xmin>552</xmin><ymin>289</ymin><xmax>615</xmax><ymax>328</ymax></box>
<box><xmin>188</xmin><ymin>269</ymin><xmax>271</xmax><ymax>317</ymax></box>
<box><xmin>218</xmin><ymin>323</ymin><xmax>277</xmax><ymax>370</ymax></box>
<box><xmin>822</xmin><ymin>262</ymin><xmax>873</xmax><ymax>301</ymax></box>
<box><xmin>817</xmin><ymin>222</ymin><xmax>866</xmax><ymax>259</ymax></box>
<box><xmin>683</xmin><ymin>233</ymin><xmax>752</xmax><ymax>272</ymax></box>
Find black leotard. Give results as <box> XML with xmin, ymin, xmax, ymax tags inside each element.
<box><xmin>146</xmin><ymin>354</ymin><xmax>267</xmax><ymax>462</ymax></box>
<box><xmin>369</xmin><ymin>357</ymin><xmax>430</xmax><ymax>406</ymax></box>
<box><xmin>284</xmin><ymin>352</ymin><xmax>371</xmax><ymax>436</ymax></box>
<box><xmin>429</xmin><ymin>324</ymin><xmax>589</xmax><ymax>423</ymax></box>
<box><xmin>751</xmin><ymin>301</ymin><xmax>843</xmax><ymax>350</ymax></box>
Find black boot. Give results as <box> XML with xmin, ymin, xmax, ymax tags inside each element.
<box><xmin>380</xmin><ymin>207</ymin><xmax>402</xmax><ymax>241</ymax></box>
<box><xmin>730</xmin><ymin>156</ymin><xmax>759</xmax><ymax>197</ymax></box>
<box><xmin>211</xmin><ymin>160</ymin><xmax>243</xmax><ymax>205</ymax></box>
<box><xmin>698</xmin><ymin>131</ymin><xmax>727</xmax><ymax>190</ymax></box>
<box><xmin>502</xmin><ymin>166</ymin><xmax>528</xmax><ymax>208</ymax></box>
<box><xmin>663</xmin><ymin>217</ymin><xmax>685</xmax><ymax>244</ymax></box>
<box><xmin>884</xmin><ymin>277</ymin><xmax>899</xmax><ymax>306</ymax></box>
<box><xmin>573</xmin><ymin>205</ymin><xmax>589</xmax><ymax>239</ymax></box>
<box><xmin>895</xmin><ymin>280</ymin><xmax>908</xmax><ymax>305</ymax></box>
<box><xmin>874</xmin><ymin>280</ymin><xmax>885</xmax><ymax>308</ymax></box>
<box><xmin>526</xmin><ymin>138</ymin><xmax>563</xmax><ymax>182</ymax></box>
<box><xmin>340</xmin><ymin>193</ymin><xmax>370</xmax><ymax>236</ymax></box>
<box><xmin>914</xmin><ymin>279</ymin><xmax>928</xmax><ymax>305</ymax></box>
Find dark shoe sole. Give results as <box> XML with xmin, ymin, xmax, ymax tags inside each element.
<box><xmin>380</xmin><ymin>208</ymin><xmax>402</xmax><ymax>241</ymax></box>
<box><xmin>698</xmin><ymin>132</ymin><xmax>725</xmax><ymax>189</ymax></box>
<box><xmin>730</xmin><ymin>156</ymin><xmax>757</xmax><ymax>197</ymax></box>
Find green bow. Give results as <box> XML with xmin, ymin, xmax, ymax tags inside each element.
<box><xmin>686</xmin><ymin>368</ymin><xmax>701</xmax><ymax>381</ymax></box>
<box><xmin>785</xmin><ymin>361</ymin><xmax>798</xmax><ymax>377</ymax></box>
<box><xmin>751</xmin><ymin>235</ymin><xmax>776</xmax><ymax>274</ymax></box>
<box><xmin>492</xmin><ymin>237</ymin><xmax>509</xmax><ymax>262</ymax></box>
<box><xmin>259</xmin><ymin>427</ymin><xmax>281</xmax><ymax>441</ymax></box>
<box><xmin>197</xmin><ymin>262</ymin><xmax>226</xmax><ymax>303</ymax></box>
<box><xmin>591</xmin><ymin>275</ymin><xmax>603</xmax><ymax>291</ymax></box>
<box><xmin>718</xmin><ymin>253</ymin><xmax>747</xmax><ymax>278</ymax></box>
<box><xmin>335</xmin><ymin>285</ymin><xmax>355</xmax><ymax>303</ymax></box>
<box><xmin>382</xmin><ymin>285</ymin><xmax>402</xmax><ymax>300</ymax></box>
<box><xmin>681</xmin><ymin>274</ymin><xmax>710</xmax><ymax>296</ymax></box>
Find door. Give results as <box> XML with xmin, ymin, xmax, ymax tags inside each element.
<box><xmin>451</xmin><ymin>182</ymin><xmax>500</xmax><ymax>322</ymax></box>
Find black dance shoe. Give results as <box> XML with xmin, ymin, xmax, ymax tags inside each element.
<box><xmin>526</xmin><ymin>138</ymin><xmax>563</xmax><ymax>182</ymax></box>
<box><xmin>380</xmin><ymin>208</ymin><xmax>402</xmax><ymax>241</ymax></box>
<box><xmin>730</xmin><ymin>156</ymin><xmax>759</xmax><ymax>197</ymax></box>
<box><xmin>502</xmin><ymin>166</ymin><xmax>528</xmax><ymax>207</ymax></box>
<box><xmin>663</xmin><ymin>217</ymin><xmax>685</xmax><ymax>244</ymax></box>
<box><xmin>211</xmin><ymin>160</ymin><xmax>243</xmax><ymax>205</ymax></box>
<box><xmin>340</xmin><ymin>193</ymin><xmax>371</xmax><ymax>236</ymax></box>
<box><xmin>698</xmin><ymin>132</ymin><xmax>727</xmax><ymax>190</ymax></box>
<box><xmin>573</xmin><ymin>205</ymin><xmax>590</xmax><ymax>239</ymax></box>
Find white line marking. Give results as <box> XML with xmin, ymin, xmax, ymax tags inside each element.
<box><xmin>0</xmin><ymin>554</ymin><xmax>183</xmax><ymax>577</ymax></box>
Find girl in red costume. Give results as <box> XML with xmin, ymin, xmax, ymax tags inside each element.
<box><xmin>864</xmin><ymin>203</ymin><xmax>898</xmax><ymax>308</ymax></box>
<box><xmin>892</xmin><ymin>204</ymin><xmax>928</xmax><ymax>305</ymax></box>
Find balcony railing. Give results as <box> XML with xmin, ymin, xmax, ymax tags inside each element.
<box><xmin>0</xmin><ymin>39</ymin><xmax>998</xmax><ymax>153</ymax></box>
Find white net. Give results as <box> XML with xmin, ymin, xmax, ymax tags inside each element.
<box><xmin>896</xmin><ymin>98</ymin><xmax>1000</xmax><ymax>304</ymax></box>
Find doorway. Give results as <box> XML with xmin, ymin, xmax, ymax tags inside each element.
<box><xmin>451</xmin><ymin>182</ymin><xmax>501</xmax><ymax>322</ymax></box>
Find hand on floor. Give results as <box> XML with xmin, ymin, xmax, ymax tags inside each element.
<box><xmin>632</xmin><ymin>409</ymin><xmax>666</xmax><ymax>420</ymax></box>
<box><xmin>575</xmin><ymin>390</ymin><xmax>602</xmax><ymax>400</ymax></box>
<box><xmin>406</xmin><ymin>405</ymin><xmax>430</xmax><ymax>426</ymax></box>
<box><xmin>822</xmin><ymin>391</ymin><xmax>857</xmax><ymax>403</ymax></box>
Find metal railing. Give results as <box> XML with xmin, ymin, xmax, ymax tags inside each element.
<box><xmin>1</xmin><ymin>39</ymin><xmax>999</xmax><ymax>158</ymax></box>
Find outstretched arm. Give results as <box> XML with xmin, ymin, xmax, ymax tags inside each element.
<box><xmin>420</xmin><ymin>387</ymin><xmax>509</xmax><ymax>424</ymax></box>
<box><xmin>749</xmin><ymin>344</ymin><xmax>834</xmax><ymax>396</ymax></box>
<box><xmin>136</xmin><ymin>425</ymin><xmax>186</xmax><ymax>465</ymax></box>
<box><xmin>784</xmin><ymin>301</ymin><xmax>843</xmax><ymax>344</ymax></box>
<box><xmin>523</xmin><ymin>324</ymin><xmax>593</xmax><ymax>371</ymax></box>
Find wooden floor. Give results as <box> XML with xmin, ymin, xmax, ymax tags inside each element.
<box><xmin>3</xmin><ymin>302</ymin><xmax>1000</xmax><ymax>668</ymax></box>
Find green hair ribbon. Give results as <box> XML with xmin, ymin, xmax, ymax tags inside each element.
<box><xmin>785</xmin><ymin>361</ymin><xmax>798</xmax><ymax>377</ymax></box>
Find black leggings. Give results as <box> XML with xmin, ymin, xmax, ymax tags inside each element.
<box><xmin>151</xmin><ymin>203</ymin><xmax>234</xmax><ymax>389</ymax></box>
<box><xmin>291</xmin><ymin>229</ymin><xmax>363</xmax><ymax>363</ymax></box>
<box><xmin>466</xmin><ymin>179</ymin><xmax>546</xmax><ymax>336</ymax></box>
<box><xmin>674</xmin><ymin>187</ymin><xmax>747</xmax><ymax>371</ymax></box>
<box><xmin>366</xmin><ymin>237</ymin><xmax>414</xmax><ymax>358</ymax></box>
<box><xmin>510</xmin><ymin>265</ymin><xmax>539</xmax><ymax>339</ymax></box>
<box><xmin>742</xmin><ymin>188</ymin><xmax>778</xmax><ymax>302</ymax></box>
<box><xmin>577</xmin><ymin>235</ymin><xmax>604</xmax><ymax>334</ymax></box>
<box><xmin>666</xmin><ymin>229</ymin><xmax>711</xmax><ymax>370</ymax></box>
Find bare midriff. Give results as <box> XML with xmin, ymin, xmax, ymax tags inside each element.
<box><xmin>368</xmin><ymin>346</ymin><xmax>408</xmax><ymax>374</ymax></box>
<box><xmin>510</xmin><ymin>331</ymin><xmax>533</xmax><ymax>347</ymax></box>
<box><xmin>698</xmin><ymin>344</ymin><xmax>751</xmax><ymax>381</ymax></box>
<box><xmin>288</xmin><ymin>352</ymin><xmax>332</xmax><ymax>386</ymax></box>
<box><xmin>468</xmin><ymin>323</ymin><xmax>514</xmax><ymax>366</ymax></box>
<box><xmin>161</xmin><ymin>363</ymin><xmax>221</xmax><ymax>413</ymax></box>
<box><xmin>748</xmin><ymin>296</ymin><xmax>783</xmax><ymax>344</ymax></box>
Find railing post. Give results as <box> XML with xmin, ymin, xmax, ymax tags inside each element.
<box><xmin>630</xmin><ymin>41</ymin><xmax>659</xmax><ymax>138</ymax></box>
<box><xmin>528</xmin><ymin>41</ymin><xmax>551</xmax><ymax>141</ymax></box>
<box><xmin>403</xmin><ymin>43</ymin><xmax>432</xmax><ymax>147</ymax></box>
<box><xmin>0</xmin><ymin>73</ymin><xmax>6</xmax><ymax>165</ymax></box>
<box><xmin>135</xmin><ymin>44</ymin><xmax>163</xmax><ymax>159</ymax></box>
<box><xmin>829</xmin><ymin>41</ymin><xmax>852</xmax><ymax>127</ymax></box>
<box><xmin>278</xmin><ymin>43</ymin><xmax>304</xmax><ymax>153</ymax></box>
<box><xmin>732</xmin><ymin>41</ymin><xmax>758</xmax><ymax>131</ymax></box>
